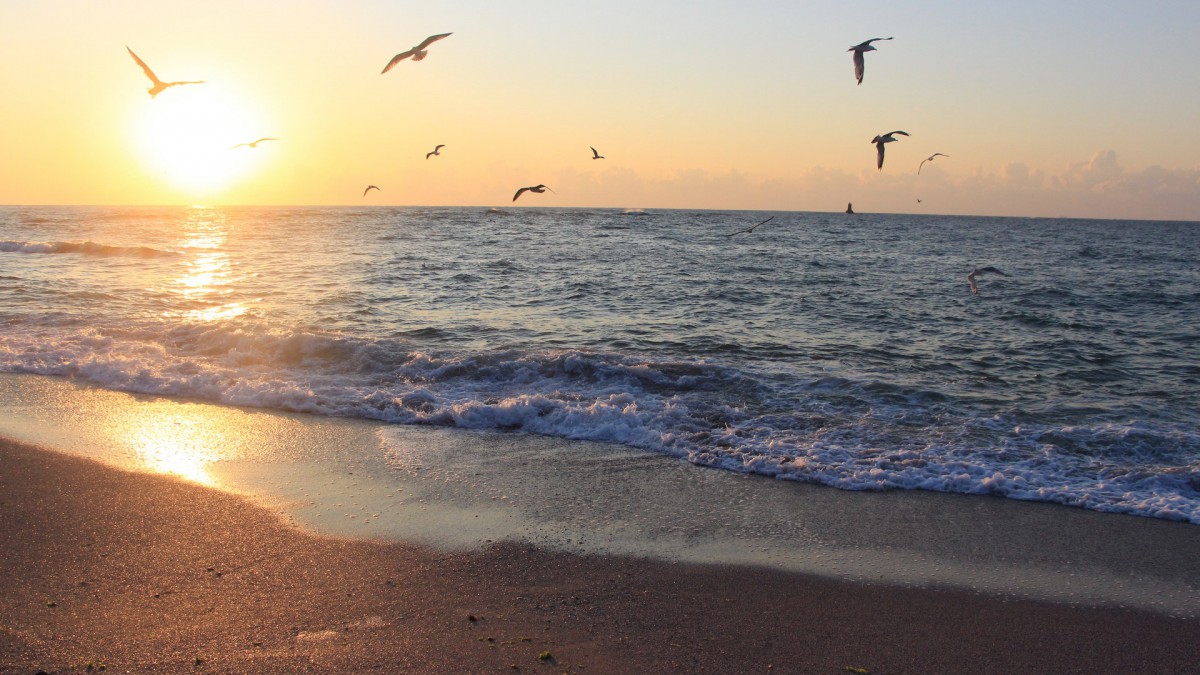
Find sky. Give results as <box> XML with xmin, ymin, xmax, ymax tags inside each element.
<box><xmin>2</xmin><ymin>0</ymin><xmax>1198</xmax><ymax>220</ymax></box>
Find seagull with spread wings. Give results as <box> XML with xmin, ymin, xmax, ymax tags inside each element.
<box><xmin>724</xmin><ymin>215</ymin><xmax>776</xmax><ymax>237</ymax></box>
<box><xmin>512</xmin><ymin>184</ymin><xmax>553</xmax><ymax>202</ymax></box>
<box><xmin>872</xmin><ymin>130</ymin><xmax>909</xmax><ymax>170</ymax></box>
<box><xmin>848</xmin><ymin>37</ymin><xmax>892</xmax><ymax>85</ymax></box>
<box><xmin>381</xmin><ymin>33</ymin><xmax>453</xmax><ymax>73</ymax></box>
<box><xmin>967</xmin><ymin>266</ymin><xmax>1008</xmax><ymax>295</ymax></box>
<box><xmin>590</xmin><ymin>146</ymin><xmax>605</xmax><ymax>160</ymax></box>
<box><xmin>363</xmin><ymin>185</ymin><xmax>380</xmax><ymax>197</ymax></box>
<box><xmin>231</xmin><ymin>137</ymin><xmax>278</xmax><ymax>149</ymax></box>
<box><xmin>918</xmin><ymin>153</ymin><xmax>949</xmax><ymax>174</ymax></box>
<box><xmin>426</xmin><ymin>144</ymin><xmax>445</xmax><ymax>159</ymax></box>
<box><xmin>126</xmin><ymin>46</ymin><xmax>205</xmax><ymax>98</ymax></box>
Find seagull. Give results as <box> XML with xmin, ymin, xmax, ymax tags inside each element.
<box><xmin>918</xmin><ymin>153</ymin><xmax>949</xmax><ymax>174</ymax></box>
<box><xmin>512</xmin><ymin>184</ymin><xmax>553</xmax><ymax>202</ymax></box>
<box><xmin>871</xmin><ymin>130</ymin><xmax>909</xmax><ymax>170</ymax></box>
<box><xmin>381</xmin><ymin>33</ymin><xmax>453</xmax><ymax>74</ymax></box>
<box><xmin>363</xmin><ymin>185</ymin><xmax>380</xmax><ymax>197</ymax></box>
<box><xmin>848</xmin><ymin>37</ymin><xmax>892</xmax><ymax>85</ymax></box>
<box><xmin>126</xmin><ymin>46</ymin><xmax>205</xmax><ymax>98</ymax></box>
<box><xmin>231</xmin><ymin>137</ymin><xmax>278</xmax><ymax>149</ymax></box>
<box><xmin>967</xmin><ymin>266</ymin><xmax>1007</xmax><ymax>295</ymax></box>
<box><xmin>590</xmin><ymin>146</ymin><xmax>605</xmax><ymax>160</ymax></box>
<box><xmin>426</xmin><ymin>144</ymin><xmax>445</xmax><ymax>159</ymax></box>
<box><xmin>724</xmin><ymin>215</ymin><xmax>775</xmax><ymax>236</ymax></box>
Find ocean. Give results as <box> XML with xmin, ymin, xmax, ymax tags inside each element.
<box><xmin>2</xmin><ymin>205</ymin><xmax>1198</xmax><ymax>523</ymax></box>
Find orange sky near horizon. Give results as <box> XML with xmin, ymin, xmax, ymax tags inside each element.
<box><xmin>1</xmin><ymin>1</ymin><xmax>1198</xmax><ymax>220</ymax></box>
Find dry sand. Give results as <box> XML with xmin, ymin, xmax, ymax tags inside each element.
<box><xmin>3</xmin><ymin>437</ymin><xmax>1199</xmax><ymax>674</ymax></box>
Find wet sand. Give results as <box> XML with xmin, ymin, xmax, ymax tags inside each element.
<box><xmin>3</xmin><ymin>436</ymin><xmax>1199</xmax><ymax>674</ymax></box>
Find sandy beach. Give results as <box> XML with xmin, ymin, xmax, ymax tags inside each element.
<box><xmin>3</xmin><ymin>436</ymin><xmax>1199</xmax><ymax>674</ymax></box>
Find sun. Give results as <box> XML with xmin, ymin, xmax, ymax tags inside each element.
<box><xmin>130</xmin><ymin>83</ymin><xmax>271</xmax><ymax>197</ymax></box>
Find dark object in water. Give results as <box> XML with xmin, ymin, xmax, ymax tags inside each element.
<box><xmin>845</xmin><ymin>202</ymin><xmax>855</xmax><ymax>214</ymax></box>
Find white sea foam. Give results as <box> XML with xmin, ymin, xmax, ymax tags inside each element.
<box><xmin>0</xmin><ymin>317</ymin><xmax>1196</xmax><ymax>524</ymax></box>
<box><xmin>0</xmin><ymin>240</ymin><xmax>178</xmax><ymax>258</ymax></box>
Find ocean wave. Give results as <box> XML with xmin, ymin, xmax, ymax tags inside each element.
<box><xmin>0</xmin><ymin>240</ymin><xmax>178</xmax><ymax>258</ymax></box>
<box><xmin>1</xmin><ymin>319</ymin><xmax>1196</xmax><ymax>523</ymax></box>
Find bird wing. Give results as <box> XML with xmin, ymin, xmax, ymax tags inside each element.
<box><xmin>416</xmin><ymin>32</ymin><xmax>453</xmax><ymax>51</ymax></box>
<box><xmin>126</xmin><ymin>47</ymin><xmax>162</xmax><ymax>85</ymax></box>
<box><xmin>875</xmin><ymin>140</ymin><xmax>885</xmax><ymax>170</ymax></box>
<box><xmin>967</xmin><ymin>271</ymin><xmax>979</xmax><ymax>295</ymax></box>
<box><xmin>852</xmin><ymin>50</ymin><xmax>865</xmax><ymax>84</ymax></box>
<box><xmin>381</xmin><ymin>49</ymin><xmax>417</xmax><ymax>74</ymax></box>
<box><xmin>231</xmin><ymin>143</ymin><xmax>248</xmax><ymax>149</ymax></box>
<box><xmin>977</xmin><ymin>266</ymin><xmax>1007</xmax><ymax>276</ymax></box>
<box><xmin>513</xmin><ymin>187</ymin><xmax>530</xmax><ymax>202</ymax></box>
<box><xmin>434</xmin><ymin>144</ymin><xmax>445</xmax><ymax>151</ymax></box>
<box><xmin>590</xmin><ymin>146</ymin><xmax>599</xmax><ymax>157</ymax></box>
<box><xmin>866</xmin><ymin>37</ymin><xmax>893</xmax><ymax>46</ymax></box>
<box><xmin>932</xmin><ymin>152</ymin><xmax>948</xmax><ymax>159</ymax></box>
<box><xmin>888</xmin><ymin>131</ymin><xmax>910</xmax><ymax>137</ymax></box>
<box><xmin>918</xmin><ymin>158</ymin><xmax>928</xmax><ymax>174</ymax></box>
<box><xmin>363</xmin><ymin>185</ymin><xmax>379</xmax><ymax>197</ymax></box>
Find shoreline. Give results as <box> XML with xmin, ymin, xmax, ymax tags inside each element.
<box><xmin>2</xmin><ymin>372</ymin><xmax>1199</xmax><ymax>619</ymax></box>
<box><xmin>4</xmin><ymin>436</ymin><xmax>1200</xmax><ymax>674</ymax></box>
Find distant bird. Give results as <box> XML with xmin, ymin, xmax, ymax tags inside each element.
<box><xmin>363</xmin><ymin>185</ymin><xmax>380</xmax><ymax>197</ymax></box>
<box><xmin>426</xmin><ymin>144</ymin><xmax>445</xmax><ymax>159</ymax></box>
<box><xmin>871</xmin><ymin>130</ymin><xmax>909</xmax><ymax>170</ymax></box>
<box><xmin>231</xmin><ymin>137</ymin><xmax>278</xmax><ymax>149</ymax></box>
<box><xmin>724</xmin><ymin>215</ymin><xmax>775</xmax><ymax>236</ymax></box>
<box><xmin>381</xmin><ymin>33</ymin><xmax>453</xmax><ymax>73</ymax></box>
<box><xmin>918</xmin><ymin>153</ymin><xmax>949</xmax><ymax>174</ymax></box>
<box><xmin>967</xmin><ymin>266</ymin><xmax>1007</xmax><ymax>295</ymax></box>
<box><xmin>590</xmin><ymin>146</ymin><xmax>605</xmax><ymax>160</ymax></box>
<box><xmin>512</xmin><ymin>184</ymin><xmax>553</xmax><ymax>202</ymax></box>
<box><xmin>916</xmin><ymin>198</ymin><xmax>923</xmax><ymax>203</ymax></box>
<box><xmin>848</xmin><ymin>37</ymin><xmax>892</xmax><ymax>85</ymax></box>
<box><xmin>126</xmin><ymin>46</ymin><xmax>205</xmax><ymax>98</ymax></box>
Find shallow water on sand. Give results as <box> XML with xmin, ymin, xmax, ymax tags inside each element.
<box><xmin>2</xmin><ymin>373</ymin><xmax>1198</xmax><ymax>617</ymax></box>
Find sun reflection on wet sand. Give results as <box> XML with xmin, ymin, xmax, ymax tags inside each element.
<box><xmin>170</xmin><ymin>207</ymin><xmax>247</xmax><ymax>322</ymax></box>
<box><xmin>103</xmin><ymin>402</ymin><xmax>249</xmax><ymax>486</ymax></box>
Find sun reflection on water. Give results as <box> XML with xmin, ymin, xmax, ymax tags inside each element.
<box><xmin>170</xmin><ymin>207</ymin><xmax>247</xmax><ymax>321</ymax></box>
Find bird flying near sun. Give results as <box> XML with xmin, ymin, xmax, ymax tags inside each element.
<box><xmin>513</xmin><ymin>184</ymin><xmax>553</xmax><ymax>202</ymax></box>
<box><xmin>382</xmin><ymin>33</ymin><xmax>453</xmax><ymax>74</ymax></box>
<box><xmin>871</xmin><ymin>130</ymin><xmax>909</xmax><ymax>170</ymax></box>
<box><xmin>126</xmin><ymin>46</ymin><xmax>205</xmax><ymax>98</ymax></box>
<box><xmin>848</xmin><ymin>37</ymin><xmax>892</xmax><ymax>85</ymax></box>
<box><xmin>231</xmin><ymin>137</ymin><xmax>278</xmax><ymax>149</ymax></box>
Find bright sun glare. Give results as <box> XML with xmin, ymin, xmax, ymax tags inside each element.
<box><xmin>131</xmin><ymin>84</ymin><xmax>269</xmax><ymax>196</ymax></box>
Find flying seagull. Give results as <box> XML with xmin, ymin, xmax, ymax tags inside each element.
<box><xmin>724</xmin><ymin>215</ymin><xmax>776</xmax><ymax>237</ymax></box>
<box><xmin>381</xmin><ymin>33</ymin><xmax>453</xmax><ymax>74</ymax></box>
<box><xmin>126</xmin><ymin>46</ymin><xmax>205</xmax><ymax>98</ymax></box>
<box><xmin>918</xmin><ymin>153</ymin><xmax>949</xmax><ymax>174</ymax></box>
<box><xmin>590</xmin><ymin>146</ymin><xmax>605</xmax><ymax>160</ymax></box>
<box><xmin>512</xmin><ymin>184</ymin><xmax>553</xmax><ymax>202</ymax></box>
<box><xmin>363</xmin><ymin>185</ymin><xmax>380</xmax><ymax>197</ymax></box>
<box><xmin>871</xmin><ymin>130</ymin><xmax>909</xmax><ymax>170</ymax></box>
<box><xmin>848</xmin><ymin>37</ymin><xmax>892</xmax><ymax>85</ymax></box>
<box><xmin>426</xmin><ymin>144</ymin><xmax>445</xmax><ymax>159</ymax></box>
<box><xmin>967</xmin><ymin>266</ymin><xmax>1007</xmax><ymax>295</ymax></box>
<box><xmin>231</xmin><ymin>137</ymin><xmax>278</xmax><ymax>149</ymax></box>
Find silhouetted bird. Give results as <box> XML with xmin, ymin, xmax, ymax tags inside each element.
<box><xmin>426</xmin><ymin>144</ymin><xmax>445</xmax><ymax>159</ymax></box>
<box><xmin>126</xmin><ymin>46</ymin><xmax>205</xmax><ymax>98</ymax></box>
<box><xmin>848</xmin><ymin>37</ymin><xmax>892</xmax><ymax>85</ymax></box>
<box><xmin>382</xmin><ymin>33</ymin><xmax>453</xmax><ymax>73</ymax></box>
<box><xmin>231</xmin><ymin>137</ymin><xmax>278</xmax><ymax>149</ymax></box>
<box><xmin>363</xmin><ymin>185</ymin><xmax>380</xmax><ymax>197</ymax></box>
<box><xmin>590</xmin><ymin>146</ymin><xmax>605</xmax><ymax>160</ymax></box>
<box><xmin>967</xmin><ymin>266</ymin><xmax>1007</xmax><ymax>295</ymax></box>
<box><xmin>724</xmin><ymin>215</ymin><xmax>775</xmax><ymax>236</ymax></box>
<box><xmin>872</xmin><ymin>130</ymin><xmax>909</xmax><ymax>170</ymax></box>
<box><xmin>512</xmin><ymin>184</ymin><xmax>553</xmax><ymax>201</ymax></box>
<box><xmin>918</xmin><ymin>153</ymin><xmax>949</xmax><ymax>174</ymax></box>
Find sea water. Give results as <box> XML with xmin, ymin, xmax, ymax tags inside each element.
<box><xmin>1</xmin><ymin>205</ymin><xmax>1197</xmax><ymax>522</ymax></box>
